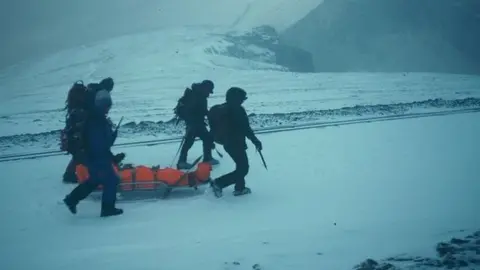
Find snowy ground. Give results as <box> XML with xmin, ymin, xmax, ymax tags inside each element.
<box><xmin>1</xmin><ymin>26</ymin><xmax>480</xmax><ymax>155</ymax></box>
<box><xmin>1</xmin><ymin>113</ymin><xmax>479</xmax><ymax>270</ymax></box>
<box><xmin>1</xmin><ymin>4</ymin><xmax>479</xmax><ymax>268</ymax></box>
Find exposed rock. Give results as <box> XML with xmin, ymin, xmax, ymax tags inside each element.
<box><xmin>353</xmin><ymin>230</ymin><xmax>480</xmax><ymax>269</ymax></box>
<box><xmin>281</xmin><ymin>0</ymin><xmax>480</xmax><ymax>74</ymax></box>
<box><xmin>354</xmin><ymin>259</ymin><xmax>398</xmax><ymax>270</ymax></box>
<box><xmin>205</xmin><ymin>25</ymin><xmax>314</xmax><ymax>72</ymax></box>
<box><xmin>2</xmin><ymin>97</ymin><xmax>480</xmax><ymax>155</ymax></box>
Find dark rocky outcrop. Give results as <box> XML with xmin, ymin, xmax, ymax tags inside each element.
<box><xmin>205</xmin><ymin>25</ymin><xmax>315</xmax><ymax>72</ymax></box>
<box><xmin>280</xmin><ymin>0</ymin><xmax>480</xmax><ymax>74</ymax></box>
<box><xmin>353</xmin><ymin>230</ymin><xmax>480</xmax><ymax>269</ymax></box>
<box><xmin>2</xmin><ymin>97</ymin><xmax>480</xmax><ymax>155</ymax></box>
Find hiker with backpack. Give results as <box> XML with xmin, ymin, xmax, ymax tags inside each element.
<box><xmin>174</xmin><ymin>80</ymin><xmax>219</xmax><ymax>169</ymax></box>
<box><xmin>61</xmin><ymin>81</ymin><xmax>90</xmax><ymax>183</ymax></box>
<box><xmin>207</xmin><ymin>87</ymin><xmax>262</xmax><ymax>197</ymax></box>
<box><xmin>60</xmin><ymin>78</ymin><xmax>125</xmax><ymax>183</ymax></box>
<box><xmin>63</xmin><ymin>88</ymin><xmax>124</xmax><ymax>217</ymax></box>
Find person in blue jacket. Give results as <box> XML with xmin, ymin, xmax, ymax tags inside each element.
<box><xmin>63</xmin><ymin>89</ymin><xmax>123</xmax><ymax>217</ymax></box>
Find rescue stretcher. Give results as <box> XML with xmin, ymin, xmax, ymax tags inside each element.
<box><xmin>75</xmin><ymin>156</ymin><xmax>212</xmax><ymax>200</ymax></box>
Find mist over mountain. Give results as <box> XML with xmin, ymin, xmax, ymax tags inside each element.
<box><xmin>280</xmin><ymin>0</ymin><xmax>480</xmax><ymax>74</ymax></box>
<box><xmin>0</xmin><ymin>0</ymin><xmax>319</xmax><ymax>70</ymax></box>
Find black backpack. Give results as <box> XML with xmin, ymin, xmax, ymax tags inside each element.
<box><xmin>173</xmin><ymin>88</ymin><xmax>194</xmax><ymax>121</ymax></box>
<box><xmin>207</xmin><ymin>103</ymin><xmax>229</xmax><ymax>145</ymax></box>
<box><xmin>60</xmin><ymin>81</ymin><xmax>89</xmax><ymax>155</ymax></box>
<box><xmin>60</xmin><ymin>108</ymin><xmax>88</xmax><ymax>155</ymax></box>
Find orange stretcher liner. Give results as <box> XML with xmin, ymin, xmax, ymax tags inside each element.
<box><xmin>75</xmin><ymin>161</ymin><xmax>212</xmax><ymax>198</ymax></box>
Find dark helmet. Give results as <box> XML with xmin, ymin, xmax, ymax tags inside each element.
<box><xmin>226</xmin><ymin>87</ymin><xmax>247</xmax><ymax>104</ymax></box>
<box><xmin>200</xmin><ymin>79</ymin><xmax>214</xmax><ymax>93</ymax></box>
<box><xmin>191</xmin><ymin>79</ymin><xmax>214</xmax><ymax>97</ymax></box>
<box><xmin>99</xmin><ymin>77</ymin><xmax>114</xmax><ymax>92</ymax></box>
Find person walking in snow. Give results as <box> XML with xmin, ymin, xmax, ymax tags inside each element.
<box><xmin>174</xmin><ymin>80</ymin><xmax>219</xmax><ymax>169</ymax></box>
<box><xmin>60</xmin><ymin>78</ymin><xmax>125</xmax><ymax>183</ymax></box>
<box><xmin>208</xmin><ymin>87</ymin><xmax>262</xmax><ymax>197</ymax></box>
<box><xmin>63</xmin><ymin>89</ymin><xmax>123</xmax><ymax>217</ymax></box>
<box><xmin>61</xmin><ymin>81</ymin><xmax>89</xmax><ymax>183</ymax></box>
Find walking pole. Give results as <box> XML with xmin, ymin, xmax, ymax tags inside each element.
<box><xmin>171</xmin><ymin>135</ymin><xmax>186</xmax><ymax>167</ymax></box>
<box><xmin>215</xmin><ymin>148</ymin><xmax>224</xmax><ymax>158</ymax></box>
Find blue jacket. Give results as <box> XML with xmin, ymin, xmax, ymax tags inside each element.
<box><xmin>85</xmin><ymin>111</ymin><xmax>117</xmax><ymax>166</ymax></box>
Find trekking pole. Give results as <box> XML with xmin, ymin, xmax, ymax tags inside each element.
<box><xmin>257</xmin><ymin>149</ymin><xmax>268</xmax><ymax>170</ymax></box>
<box><xmin>171</xmin><ymin>136</ymin><xmax>186</xmax><ymax>167</ymax></box>
<box><xmin>215</xmin><ymin>148</ymin><xmax>224</xmax><ymax>158</ymax></box>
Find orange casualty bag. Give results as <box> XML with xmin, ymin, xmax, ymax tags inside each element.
<box><xmin>75</xmin><ymin>162</ymin><xmax>212</xmax><ymax>192</ymax></box>
<box><xmin>75</xmin><ymin>163</ymin><xmax>120</xmax><ymax>190</ymax></box>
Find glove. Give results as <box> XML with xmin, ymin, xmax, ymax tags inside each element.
<box><xmin>252</xmin><ymin>138</ymin><xmax>262</xmax><ymax>151</ymax></box>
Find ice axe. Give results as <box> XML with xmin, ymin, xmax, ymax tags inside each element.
<box><xmin>112</xmin><ymin>116</ymin><xmax>124</xmax><ymax>145</ymax></box>
<box><xmin>115</xmin><ymin>116</ymin><xmax>124</xmax><ymax>133</ymax></box>
<box><xmin>257</xmin><ymin>149</ymin><xmax>267</xmax><ymax>170</ymax></box>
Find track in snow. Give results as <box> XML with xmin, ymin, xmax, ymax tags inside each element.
<box><xmin>1</xmin><ymin>107</ymin><xmax>479</xmax><ymax>163</ymax></box>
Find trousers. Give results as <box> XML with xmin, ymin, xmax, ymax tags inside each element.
<box><xmin>179</xmin><ymin>124</ymin><xmax>214</xmax><ymax>162</ymax></box>
<box><xmin>215</xmin><ymin>144</ymin><xmax>249</xmax><ymax>191</ymax></box>
<box><xmin>67</xmin><ymin>161</ymin><xmax>119</xmax><ymax>204</ymax></box>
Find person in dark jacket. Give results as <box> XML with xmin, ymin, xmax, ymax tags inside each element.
<box><xmin>210</xmin><ymin>87</ymin><xmax>262</xmax><ymax>197</ymax></box>
<box><xmin>63</xmin><ymin>89</ymin><xmax>123</xmax><ymax>217</ymax></box>
<box><xmin>177</xmin><ymin>80</ymin><xmax>219</xmax><ymax>169</ymax></box>
<box><xmin>62</xmin><ymin>78</ymin><xmax>124</xmax><ymax>183</ymax></box>
<box><xmin>62</xmin><ymin>81</ymin><xmax>88</xmax><ymax>183</ymax></box>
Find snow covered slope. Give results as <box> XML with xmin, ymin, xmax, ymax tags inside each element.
<box><xmin>2</xmin><ymin>2</ymin><xmax>480</xmax><ymax>156</ymax></box>
<box><xmin>1</xmin><ymin>24</ymin><xmax>480</xmax><ymax>155</ymax></box>
<box><xmin>0</xmin><ymin>0</ymin><xmax>321</xmax><ymax>69</ymax></box>
<box><xmin>0</xmin><ymin>112</ymin><xmax>479</xmax><ymax>270</ymax></box>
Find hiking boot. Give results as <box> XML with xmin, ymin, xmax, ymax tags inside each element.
<box><xmin>233</xmin><ymin>187</ymin><xmax>251</xmax><ymax>197</ymax></box>
<box><xmin>63</xmin><ymin>181</ymin><xmax>99</xmax><ymax>215</ymax></box>
<box><xmin>63</xmin><ymin>195</ymin><xmax>78</xmax><ymax>214</ymax></box>
<box><xmin>100</xmin><ymin>203</ymin><xmax>123</xmax><ymax>217</ymax></box>
<box><xmin>177</xmin><ymin>161</ymin><xmax>194</xmax><ymax>170</ymax></box>
<box><xmin>204</xmin><ymin>158</ymin><xmax>220</xmax><ymax>166</ymax></box>
<box><xmin>210</xmin><ymin>180</ymin><xmax>223</xmax><ymax>198</ymax></box>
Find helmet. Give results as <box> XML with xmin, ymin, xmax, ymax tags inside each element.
<box><xmin>200</xmin><ymin>80</ymin><xmax>214</xmax><ymax>93</ymax></box>
<box><xmin>99</xmin><ymin>77</ymin><xmax>114</xmax><ymax>92</ymax></box>
<box><xmin>226</xmin><ymin>87</ymin><xmax>247</xmax><ymax>104</ymax></box>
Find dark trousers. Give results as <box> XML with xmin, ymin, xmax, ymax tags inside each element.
<box><xmin>179</xmin><ymin>125</ymin><xmax>214</xmax><ymax>162</ymax></box>
<box><xmin>215</xmin><ymin>144</ymin><xmax>249</xmax><ymax>191</ymax></box>
<box><xmin>63</xmin><ymin>157</ymin><xmax>77</xmax><ymax>182</ymax></box>
<box><xmin>63</xmin><ymin>153</ymin><xmax>86</xmax><ymax>183</ymax></box>
<box><xmin>67</xmin><ymin>162</ymin><xmax>119</xmax><ymax>205</ymax></box>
